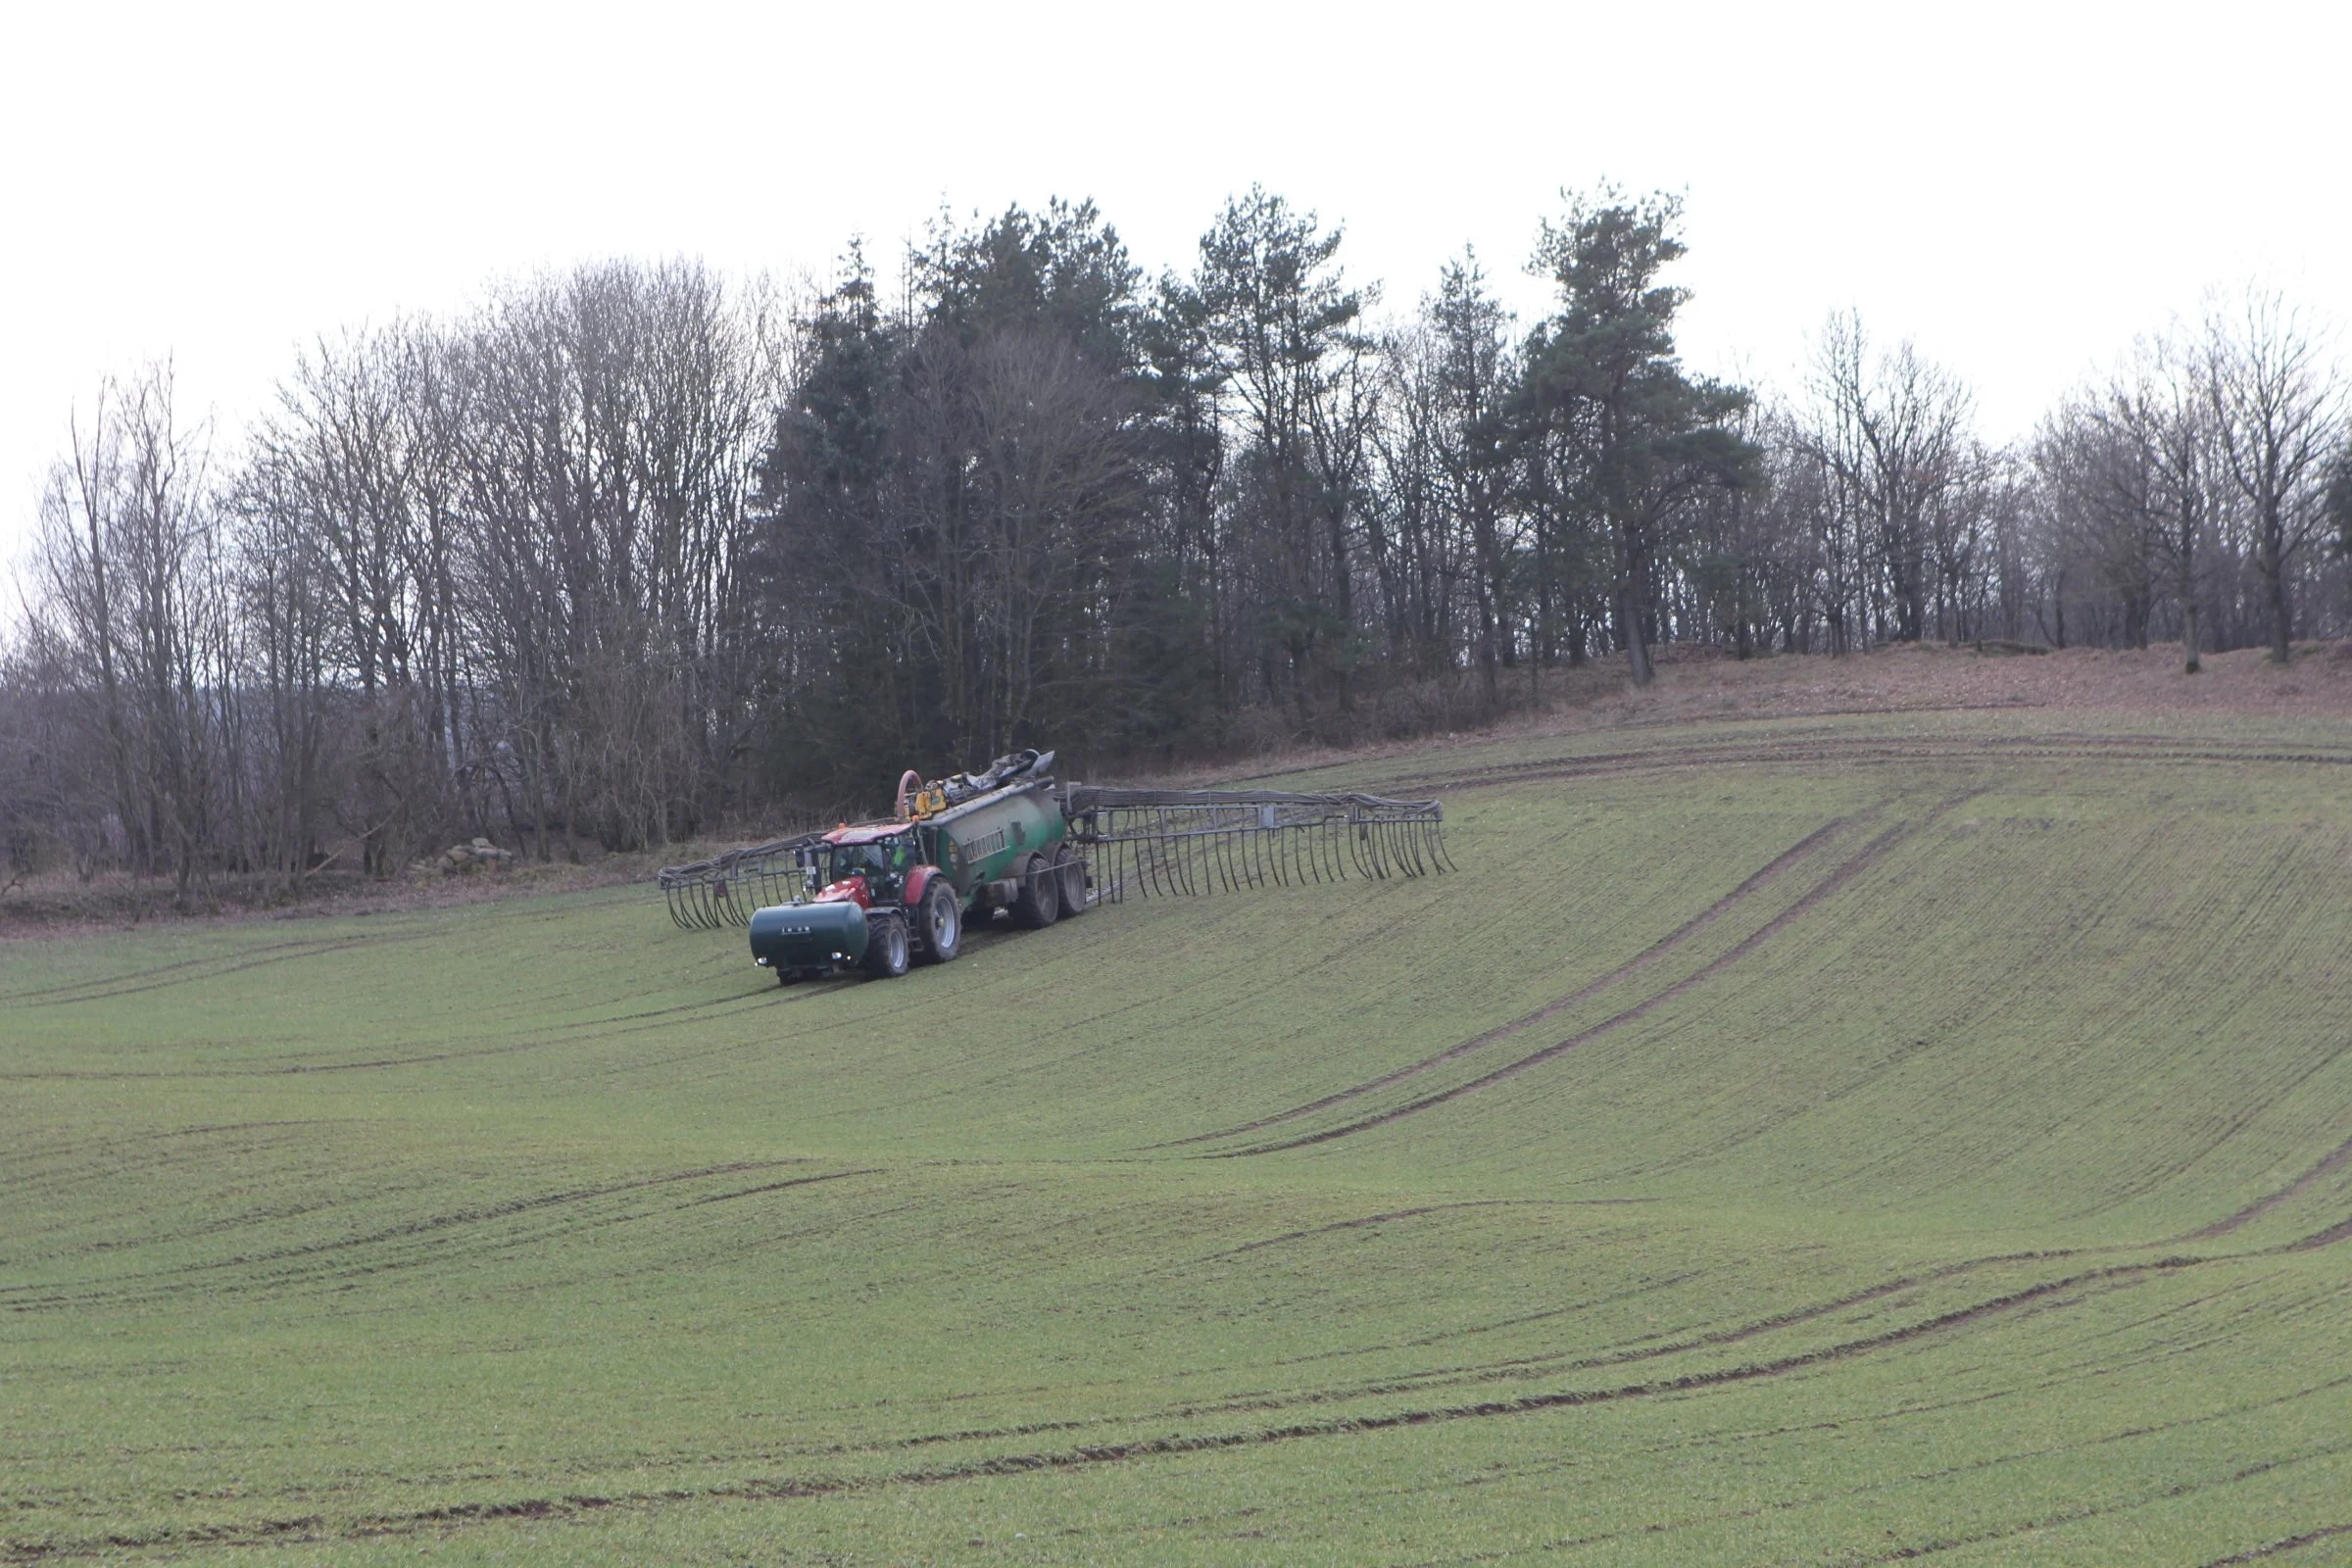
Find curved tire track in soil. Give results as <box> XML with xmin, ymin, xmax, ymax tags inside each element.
<box><xmin>2287</xmin><ymin>1213</ymin><xmax>2352</xmax><ymax>1251</ymax></box>
<box><xmin>12</xmin><ymin>929</ymin><xmax>451</xmax><ymax>1008</ymax></box>
<box><xmin>0</xmin><ymin>935</ymin><xmax>368</xmax><ymax>1004</ymax></box>
<box><xmin>1833</xmin><ymin>1442</ymin><xmax>2352</xmax><ymax>1566</ymax></box>
<box><xmin>1198</xmin><ymin>1200</ymin><xmax>1568</xmax><ymax>1262</ymax></box>
<box><xmin>1512</xmin><ymin>1376</ymin><xmax>2352</xmax><ymax>1563</ymax></box>
<box><xmin>18</xmin><ymin>1256</ymin><xmax>2211</xmax><ymax>1563</ymax></box>
<box><xmin>0</xmin><ymin>1120</ymin><xmax>339</xmax><ymax>1189</ymax></box>
<box><xmin>2207</xmin><ymin>1522</ymin><xmax>2352</xmax><ymax>1564</ymax></box>
<box><xmin>2186</xmin><ymin>1131</ymin><xmax>2352</xmax><ymax>1241</ymax></box>
<box><xmin>1156</xmin><ymin>1246</ymin><xmax>2124</xmax><ymax>1423</ymax></box>
<box><xmin>752</xmin><ymin>1241</ymin><xmax>2268</xmax><ymax>1472</ymax></box>
<box><xmin>0</xmin><ymin>981</ymin><xmax>841</xmax><ymax>1084</ymax></box>
<box><xmin>1213</xmin><ymin>820</ymin><xmax>1913</xmax><ymax>1157</ymax></box>
<box><xmin>1378</xmin><ymin>733</ymin><xmax>2352</xmax><ymax>799</ymax></box>
<box><xmin>0</xmin><ymin>1165</ymin><xmax>879</xmax><ymax>1313</ymax></box>
<box><xmin>1153</xmin><ymin>819</ymin><xmax>1849</xmax><ymax>1151</ymax></box>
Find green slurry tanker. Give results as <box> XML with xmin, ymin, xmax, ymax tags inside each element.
<box><xmin>657</xmin><ymin>749</ymin><xmax>1453</xmax><ymax>985</ymax></box>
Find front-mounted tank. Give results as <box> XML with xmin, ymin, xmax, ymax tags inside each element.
<box><xmin>748</xmin><ymin>899</ymin><xmax>870</xmax><ymax>973</ymax></box>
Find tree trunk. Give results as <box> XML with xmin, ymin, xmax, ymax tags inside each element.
<box><xmin>2265</xmin><ymin>524</ymin><xmax>2292</xmax><ymax>663</ymax></box>
<box><xmin>1620</xmin><ymin>572</ymin><xmax>1655</xmax><ymax>685</ymax></box>
<box><xmin>1624</xmin><ymin>621</ymin><xmax>1655</xmax><ymax>684</ymax></box>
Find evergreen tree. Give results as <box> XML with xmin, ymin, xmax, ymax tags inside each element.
<box><xmin>1189</xmin><ymin>187</ymin><xmax>1376</xmax><ymax>718</ymax></box>
<box><xmin>1517</xmin><ymin>188</ymin><xmax>1755</xmax><ymax>683</ymax></box>
<box><xmin>1428</xmin><ymin>253</ymin><xmax>1515</xmax><ymax>698</ymax></box>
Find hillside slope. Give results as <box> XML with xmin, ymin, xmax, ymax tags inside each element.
<box><xmin>5</xmin><ymin>696</ymin><xmax>2352</xmax><ymax>1564</ymax></box>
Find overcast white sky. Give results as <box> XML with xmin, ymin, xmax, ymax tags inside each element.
<box><xmin>3</xmin><ymin>0</ymin><xmax>2345</xmax><ymax>566</ymax></box>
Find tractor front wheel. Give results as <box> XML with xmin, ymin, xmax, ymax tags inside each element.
<box><xmin>1010</xmin><ymin>853</ymin><xmax>1061</xmax><ymax>929</ymax></box>
<box><xmin>914</xmin><ymin>877</ymin><xmax>961</xmax><ymax>963</ymax></box>
<box><xmin>861</xmin><ymin>915</ymin><xmax>910</xmax><ymax>978</ymax></box>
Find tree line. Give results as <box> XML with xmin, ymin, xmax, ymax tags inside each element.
<box><xmin>5</xmin><ymin>187</ymin><xmax>2349</xmax><ymax>902</ymax></box>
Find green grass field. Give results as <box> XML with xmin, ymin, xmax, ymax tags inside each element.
<box><xmin>8</xmin><ymin>702</ymin><xmax>2352</xmax><ymax>1564</ymax></box>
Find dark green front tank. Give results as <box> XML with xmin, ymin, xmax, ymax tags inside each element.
<box><xmin>748</xmin><ymin>900</ymin><xmax>869</xmax><ymax>974</ymax></box>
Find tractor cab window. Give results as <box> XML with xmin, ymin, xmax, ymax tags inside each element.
<box><xmin>827</xmin><ymin>838</ymin><xmax>908</xmax><ymax>885</ymax></box>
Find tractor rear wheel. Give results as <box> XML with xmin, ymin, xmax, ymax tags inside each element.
<box><xmin>1053</xmin><ymin>843</ymin><xmax>1087</xmax><ymax>916</ymax></box>
<box><xmin>1010</xmin><ymin>853</ymin><xmax>1061</xmax><ymax>928</ymax></box>
<box><xmin>914</xmin><ymin>877</ymin><xmax>961</xmax><ymax>963</ymax></box>
<box><xmin>861</xmin><ymin>914</ymin><xmax>910</xmax><ymax>978</ymax></box>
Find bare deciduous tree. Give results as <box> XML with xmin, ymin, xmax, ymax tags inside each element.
<box><xmin>2205</xmin><ymin>289</ymin><xmax>2345</xmax><ymax>662</ymax></box>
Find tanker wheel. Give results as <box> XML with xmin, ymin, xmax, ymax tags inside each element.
<box><xmin>1010</xmin><ymin>853</ymin><xmax>1060</xmax><ymax>929</ymax></box>
<box><xmin>1053</xmin><ymin>843</ymin><xmax>1087</xmax><ymax>916</ymax></box>
<box><xmin>861</xmin><ymin>915</ymin><xmax>910</xmax><ymax>978</ymax></box>
<box><xmin>914</xmin><ymin>877</ymin><xmax>962</xmax><ymax>963</ymax></box>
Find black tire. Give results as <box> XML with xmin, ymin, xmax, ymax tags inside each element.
<box><xmin>913</xmin><ymin>876</ymin><xmax>961</xmax><ymax>963</ymax></box>
<box><xmin>860</xmin><ymin>914</ymin><xmax>910</xmax><ymax>978</ymax></box>
<box><xmin>1053</xmin><ymin>843</ymin><xmax>1087</xmax><ymax>916</ymax></box>
<box><xmin>1010</xmin><ymin>853</ymin><xmax>1060</xmax><ymax>929</ymax></box>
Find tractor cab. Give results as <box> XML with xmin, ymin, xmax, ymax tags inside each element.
<box><xmin>804</xmin><ymin>824</ymin><xmax>920</xmax><ymax>906</ymax></box>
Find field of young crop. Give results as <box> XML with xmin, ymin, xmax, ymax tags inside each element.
<box><xmin>8</xmin><ymin>699</ymin><xmax>2352</xmax><ymax>1564</ymax></box>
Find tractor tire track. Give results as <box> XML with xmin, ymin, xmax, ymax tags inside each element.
<box><xmin>0</xmin><ymin>935</ymin><xmax>365</xmax><ymax>1004</ymax></box>
<box><xmin>1379</xmin><ymin>734</ymin><xmax>2352</xmax><ymax>799</ymax></box>
<box><xmin>1505</xmin><ymin>1379</ymin><xmax>2352</xmax><ymax>1564</ymax></box>
<box><xmin>1155</xmin><ymin>819</ymin><xmax>1849</xmax><ymax>1150</ymax></box>
<box><xmin>2</xmin><ymin>888</ymin><xmax>654</xmax><ymax>1012</ymax></box>
<box><xmin>2186</xmin><ymin>1131</ymin><xmax>2352</xmax><ymax>1241</ymax></box>
<box><xmin>0</xmin><ymin>982</ymin><xmax>834</xmax><ymax>1083</ymax></box>
<box><xmin>3</xmin><ymin>1175</ymin><xmax>888</xmax><ymax>1313</ymax></box>
<box><xmin>1199</xmin><ymin>1200</ymin><xmax>1546</xmax><ymax>1261</ymax></box>
<box><xmin>272</xmin><ymin>985</ymin><xmax>813</xmax><ymax>1073</ymax></box>
<box><xmin>14</xmin><ymin>930</ymin><xmax>442</xmax><ymax>1008</ymax></box>
<box><xmin>545</xmin><ymin>1259</ymin><xmax>2314</xmax><ymax>1494</ymax></box>
<box><xmin>1533</xmin><ymin>1248</ymin><xmax>2094</xmax><ymax>1377</ymax></box>
<box><xmin>1828</xmin><ymin>1442</ymin><xmax>2352</xmax><ymax>1565</ymax></box>
<box><xmin>9</xmin><ymin>1256</ymin><xmax>2207</xmax><ymax>1562</ymax></box>
<box><xmin>1164</xmin><ymin>1248</ymin><xmax>2122</xmax><ymax>1421</ymax></box>
<box><xmin>2208</xmin><ymin>1522</ymin><xmax>2352</xmax><ymax>1564</ymax></box>
<box><xmin>2287</xmin><ymin>1213</ymin><xmax>2352</xmax><ymax>1251</ymax></box>
<box><xmin>1224</xmin><ymin>705</ymin><xmax>2054</xmax><ymax>794</ymax></box>
<box><xmin>0</xmin><ymin>1121</ymin><xmax>340</xmax><ymax>1191</ymax></box>
<box><xmin>1214</xmin><ymin>819</ymin><xmax>1913</xmax><ymax>1157</ymax></box>
<box><xmin>0</xmin><ymin>1164</ymin><xmax>875</xmax><ymax>1311</ymax></box>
